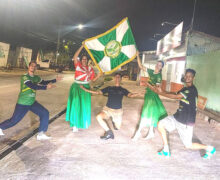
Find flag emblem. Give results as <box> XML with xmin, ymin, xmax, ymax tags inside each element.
<box><xmin>84</xmin><ymin>17</ymin><xmax>137</xmax><ymax>74</ymax></box>
<box><xmin>104</xmin><ymin>40</ymin><xmax>121</xmax><ymax>58</ymax></box>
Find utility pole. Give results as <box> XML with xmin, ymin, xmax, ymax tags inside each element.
<box><xmin>55</xmin><ymin>27</ymin><xmax>60</xmax><ymax>65</ymax></box>
<box><xmin>190</xmin><ymin>0</ymin><xmax>197</xmax><ymax>31</ymax></box>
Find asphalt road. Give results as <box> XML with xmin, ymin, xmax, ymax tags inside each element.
<box><xmin>0</xmin><ymin>72</ymin><xmax>219</xmax><ymax>179</ymax></box>
<box><xmin>0</xmin><ymin>71</ymin><xmax>74</xmax><ymax>153</ymax></box>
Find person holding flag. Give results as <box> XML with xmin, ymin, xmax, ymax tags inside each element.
<box><xmin>66</xmin><ymin>44</ymin><xmax>102</xmax><ymax>132</ymax></box>
<box><xmin>74</xmin><ymin>17</ymin><xmax>138</xmax><ymax>135</ymax></box>
<box><xmin>132</xmin><ymin>51</ymin><xmax>167</xmax><ymax>140</ymax></box>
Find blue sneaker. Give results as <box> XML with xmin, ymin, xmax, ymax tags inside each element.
<box><xmin>158</xmin><ymin>149</ymin><xmax>171</xmax><ymax>157</ymax></box>
<box><xmin>203</xmin><ymin>147</ymin><xmax>216</xmax><ymax>159</ymax></box>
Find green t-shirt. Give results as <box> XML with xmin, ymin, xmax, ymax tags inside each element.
<box><xmin>17</xmin><ymin>74</ymin><xmax>41</xmax><ymax>105</ymax></box>
<box><xmin>147</xmin><ymin>69</ymin><xmax>162</xmax><ymax>85</ymax></box>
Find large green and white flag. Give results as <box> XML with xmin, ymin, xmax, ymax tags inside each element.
<box><xmin>84</xmin><ymin>17</ymin><xmax>137</xmax><ymax>74</ymax></box>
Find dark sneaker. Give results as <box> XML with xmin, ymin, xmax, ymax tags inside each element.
<box><xmin>100</xmin><ymin>130</ymin><xmax>114</xmax><ymax>140</ymax></box>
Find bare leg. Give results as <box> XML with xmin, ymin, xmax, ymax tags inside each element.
<box><xmin>187</xmin><ymin>143</ymin><xmax>216</xmax><ymax>159</ymax></box>
<box><xmin>114</xmin><ymin>121</ymin><xmax>122</xmax><ymax>130</ymax></box>
<box><xmin>185</xmin><ymin>140</ymin><xmax>216</xmax><ymax>159</ymax></box>
<box><xmin>96</xmin><ymin>112</ymin><xmax>109</xmax><ymax>131</ymax></box>
<box><xmin>158</xmin><ymin>121</ymin><xmax>215</xmax><ymax>158</ymax></box>
<box><xmin>157</xmin><ymin>121</ymin><xmax>170</xmax><ymax>156</ymax></box>
<box><xmin>132</xmin><ymin>119</ymin><xmax>145</xmax><ymax>141</ymax></box>
<box><xmin>187</xmin><ymin>143</ymin><xmax>208</xmax><ymax>150</ymax></box>
<box><xmin>144</xmin><ymin>126</ymin><xmax>155</xmax><ymax>140</ymax></box>
<box><xmin>158</xmin><ymin>121</ymin><xmax>168</xmax><ymax>146</ymax></box>
<box><xmin>97</xmin><ymin>112</ymin><xmax>114</xmax><ymax>140</ymax></box>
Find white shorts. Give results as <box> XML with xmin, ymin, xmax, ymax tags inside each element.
<box><xmin>102</xmin><ymin>106</ymin><xmax>123</xmax><ymax>124</ymax></box>
<box><xmin>159</xmin><ymin>115</ymin><xmax>193</xmax><ymax>147</ymax></box>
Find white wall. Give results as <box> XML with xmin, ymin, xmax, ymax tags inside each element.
<box><xmin>141</xmin><ymin>61</ymin><xmax>157</xmax><ymax>78</ymax></box>
<box><xmin>141</xmin><ymin>59</ymin><xmax>185</xmax><ymax>85</ymax></box>
<box><xmin>164</xmin><ymin>60</ymin><xmax>185</xmax><ymax>83</ymax></box>
<box><xmin>0</xmin><ymin>42</ymin><xmax>10</xmax><ymax>67</ymax></box>
<box><xmin>175</xmin><ymin>61</ymin><xmax>185</xmax><ymax>83</ymax></box>
<box><xmin>141</xmin><ymin>53</ymin><xmax>157</xmax><ymax>78</ymax></box>
<box><xmin>140</xmin><ymin>51</ymin><xmax>185</xmax><ymax>85</ymax></box>
<box><xmin>16</xmin><ymin>47</ymin><xmax>32</xmax><ymax>68</ymax></box>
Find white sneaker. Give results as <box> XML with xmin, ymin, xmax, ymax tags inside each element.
<box><xmin>144</xmin><ymin>128</ymin><xmax>155</xmax><ymax>140</ymax></box>
<box><xmin>131</xmin><ymin>131</ymin><xmax>141</xmax><ymax>141</ymax></box>
<box><xmin>37</xmin><ymin>133</ymin><xmax>51</xmax><ymax>141</ymax></box>
<box><xmin>144</xmin><ymin>132</ymin><xmax>155</xmax><ymax>140</ymax></box>
<box><xmin>0</xmin><ymin>128</ymin><xmax>5</xmax><ymax>136</ymax></box>
<box><xmin>72</xmin><ymin>127</ymin><xmax>78</xmax><ymax>132</ymax></box>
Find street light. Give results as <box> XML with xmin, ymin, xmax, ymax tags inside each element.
<box><xmin>55</xmin><ymin>25</ymin><xmax>61</xmax><ymax>65</ymax></box>
<box><xmin>78</xmin><ymin>24</ymin><xmax>84</xmax><ymax>29</ymax></box>
<box><xmin>161</xmin><ymin>21</ymin><xmax>178</xmax><ymax>27</ymax></box>
<box><xmin>55</xmin><ymin>24</ymin><xmax>84</xmax><ymax>64</ymax></box>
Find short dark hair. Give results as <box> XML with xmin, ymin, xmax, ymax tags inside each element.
<box><xmin>114</xmin><ymin>72</ymin><xmax>122</xmax><ymax>78</ymax></box>
<box><xmin>157</xmin><ymin>60</ymin><xmax>164</xmax><ymax>68</ymax></box>
<box><xmin>185</xmin><ymin>68</ymin><xmax>196</xmax><ymax>76</ymax></box>
<box><xmin>80</xmin><ymin>54</ymin><xmax>88</xmax><ymax>61</ymax></box>
<box><xmin>29</xmin><ymin>61</ymin><xmax>37</xmax><ymax>66</ymax></box>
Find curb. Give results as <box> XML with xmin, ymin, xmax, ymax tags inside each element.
<box><xmin>0</xmin><ymin>108</ymin><xmax>66</xmax><ymax>160</ymax></box>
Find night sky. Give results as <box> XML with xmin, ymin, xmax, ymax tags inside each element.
<box><xmin>0</xmin><ymin>0</ymin><xmax>219</xmax><ymax>51</ymax></box>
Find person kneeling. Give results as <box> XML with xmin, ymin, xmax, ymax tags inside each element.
<box><xmin>150</xmin><ymin>69</ymin><xmax>216</xmax><ymax>159</ymax></box>
<box><xmin>80</xmin><ymin>73</ymin><xmax>139</xmax><ymax>140</ymax></box>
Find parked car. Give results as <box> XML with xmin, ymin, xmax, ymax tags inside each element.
<box><xmin>37</xmin><ymin>59</ymin><xmax>50</xmax><ymax>69</ymax></box>
<box><xmin>55</xmin><ymin>64</ymin><xmax>64</xmax><ymax>73</ymax></box>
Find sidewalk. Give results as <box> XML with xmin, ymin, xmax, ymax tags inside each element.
<box><xmin>0</xmin><ymin>68</ymin><xmax>74</xmax><ymax>76</ymax></box>
<box><xmin>0</xmin><ymin>79</ymin><xmax>219</xmax><ymax>179</ymax></box>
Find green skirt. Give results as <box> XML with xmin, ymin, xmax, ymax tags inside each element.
<box><xmin>66</xmin><ymin>82</ymin><xmax>91</xmax><ymax>129</ymax></box>
<box><xmin>141</xmin><ymin>87</ymin><xmax>167</xmax><ymax>127</ymax></box>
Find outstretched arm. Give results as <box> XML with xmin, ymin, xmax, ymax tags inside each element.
<box><xmin>39</xmin><ymin>79</ymin><xmax>56</xmax><ymax>85</ymax></box>
<box><xmin>80</xmin><ymin>85</ymin><xmax>103</xmax><ymax>95</ymax></box>
<box><xmin>158</xmin><ymin>91</ymin><xmax>183</xmax><ymax>100</ymax></box>
<box><xmin>127</xmin><ymin>92</ymin><xmax>142</xmax><ymax>98</ymax></box>
<box><xmin>25</xmin><ymin>81</ymin><xmax>56</xmax><ymax>90</ymax></box>
<box><xmin>73</xmin><ymin>44</ymin><xmax>84</xmax><ymax>65</ymax></box>
<box><xmin>91</xmin><ymin>71</ymin><xmax>103</xmax><ymax>82</ymax></box>
<box><xmin>39</xmin><ymin>75</ymin><xmax>63</xmax><ymax>85</ymax></box>
<box><xmin>137</xmin><ymin>51</ymin><xmax>146</xmax><ymax>72</ymax></box>
<box><xmin>147</xmin><ymin>83</ymin><xmax>183</xmax><ymax>100</ymax></box>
